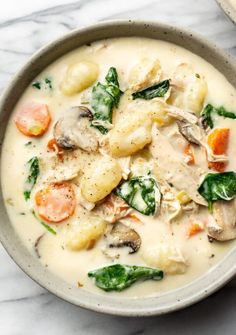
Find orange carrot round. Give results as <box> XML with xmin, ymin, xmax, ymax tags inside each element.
<box><xmin>15</xmin><ymin>101</ymin><xmax>51</xmax><ymax>137</ymax></box>
<box><xmin>207</xmin><ymin>128</ymin><xmax>229</xmax><ymax>155</ymax></box>
<box><xmin>35</xmin><ymin>183</ymin><xmax>76</xmax><ymax>223</ymax></box>
<box><xmin>47</xmin><ymin>138</ymin><xmax>64</xmax><ymax>159</ymax></box>
<box><xmin>207</xmin><ymin>128</ymin><xmax>229</xmax><ymax>172</ymax></box>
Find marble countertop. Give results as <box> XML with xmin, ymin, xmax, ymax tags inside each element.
<box><xmin>1</xmin><ymin>0</ymin><xmax>236</xmax><ymax>334</ymax></box>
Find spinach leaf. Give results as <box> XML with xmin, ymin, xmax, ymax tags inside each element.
<box><xmin>198</xmin><ymin>171</ymin><xmax>236</xmax><ymax>211</ymax></box>
<box><xmin>32</xmin><ymin>81</ymin><xmax>41</xmax><ymax>90</ymax></box>
<box><xmin>32</xmin><ymin>77</ymin><xmax>53</xmax><ymax>90</ymax></box>
<box><xmin>32</xmin><ymin>211</ymin><xmax>56</xmax><ymax>235</ymax></box>
<box><xmin>132</xmin><ymin>79</ymin><xmax>170</xmax><ymax>100</ymax></box>
<box><xmin>91</xmin><ymin>67</ymin><xmax>122</xmax><ymax>134</ymax></box>
<box><xmin>116</xmin><ymin>176</ymin><xmax>161</xmax><ymax>215</ymax></box>
<box><xmin>217</xmin><ymin>106</ymin><xmax>236</xmax><ymax>119</ymax></box>
<box><xmin>201</xmin><ymin>104</ymin><xmax>236</xmax><ymax>129</ymax></box>
<box><xmin>24</xmin><ymin>157</ymin><xmax>40</xmax><ymax>201</ymax></box>
<box><xmin>88</xmin><ymin>264</ymin><xmax>163</xmax><ymax>291</ymax></box>
<box><xmin>201</xmin><ymin>104</ymin><xmax>215</xmax><ymax>129</ymax></box>
<box><xmin>91</xmin><ymin>83</ymin><xmax>114</xmax><ymax>134</ymax></box>
<box><xmin>44</xmin><ymin>77</ymin><xmax>52</xmax><ymax>90</ymax></box>
<box><xmin>105</xmin><ymin>67</ymin><xmax>119</xmax><ymax>87</ymax></box>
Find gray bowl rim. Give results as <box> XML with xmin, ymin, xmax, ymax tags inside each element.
<box><xmin>0</xmin><ymin>19</ymin><xmax>236</xmax><ymax>317</ymax></box>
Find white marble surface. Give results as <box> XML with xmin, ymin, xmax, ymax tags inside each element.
<box><xmin>1</xmin><ymin>0</ymin><xmax>236</xmax><ymax>333</ymax></box>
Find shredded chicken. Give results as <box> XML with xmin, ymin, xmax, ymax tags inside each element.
<box><xmin>150</xmin><ymin>125</ymin><xmax>207</xmax><ymax>206</ymax></box>
<box><xmin>166</xmin><ymin>106</ymin><xmax>228</xmax><ymax>163</ymax></box>
<box><xmin>207</xmin><ymin>199</ymin><xmax>236</xmax><ymax>241</ymax></box>
<box><xmin>93</xmin><ymin>193</ymin><xmax>131</xmax><ymax>223</ymax></box>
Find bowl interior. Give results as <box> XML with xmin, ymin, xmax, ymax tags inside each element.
<box><xmin>1</xmin><ymin>20</ymin><xmax>236</xmax><ymax>316</ymax></box>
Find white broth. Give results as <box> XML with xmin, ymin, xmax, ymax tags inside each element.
<box><xmin>2</xmin><ymin>37</ymin><xmax>236</xmax><ymax>298</ymax></box>
<box><xmin>229</xmin><ymin>0</ymin><xmax>236</xmax><ymax>9</ymax></box>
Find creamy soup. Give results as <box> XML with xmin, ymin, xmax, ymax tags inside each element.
<box><xmin>2</xmin><ymin>37</ymin><xmax>236</xmax><ymax>298</ymax></box>
<box><xmin>229</xmin><ymin>0</ymin><xmax>236</xmax><ymax>9</ymax></box>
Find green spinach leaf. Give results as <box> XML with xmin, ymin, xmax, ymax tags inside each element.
<box><xmin>198</xmin><ymin>171</ymin><xmax>236</xmax><ymax>211</ymax></box>
<box><xmin>88</xmin><ymin>264</ymin><xmax>163</xmax><ymax>291</ymax></box>
<box><xmin>132</xmin><ymin>79</ymin><xmax>170</xmax><ymax>100</ymax></box>
<box><xmin>24</xmin><ymin>157</ymin><xmax>40</xmax><ymax>201</ymax></box>
<box><xmin>44</xmin><ymin>77</ymin><xmax>52</xmax><ymax>90</ymax></box>
<box><xmin>32</xmin><ymin>81</ymin><xmax>41</xmax><ymax>90</ymax></box>
<box><xmin>216</xmin><ymin>106</ymin><xmax>236</xmax><ymax>119</ymax></box>
<box><xmin>32</xmin><ymin>77</ymin><xmax>53</xmax><ymax>90</ymax></box>
<box><xmin>91</xmin><ymin>67</ymin><xmax>122</xmax><ymax>134</ymax></box>
<box><xmin>32</xmin><ymin>211</ymin><xmax>56</xmax><ymax>235</ymax></box>
<box><xmin>116</xmin><ymin>176</ymin><xmax>161</xmax><ymax>215</ymax></box>
<box><xmin>105</xmin><ymin>66</ymin><xmax>119</xmax><ymax>87</ymax></box>
<box><xmin>201</xmin><ymin>104</ymin><xmax>236</xmax><ymax>129</ymax></box>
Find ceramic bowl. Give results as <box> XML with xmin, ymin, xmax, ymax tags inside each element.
<box><xmin>0</xmin><ymin>20</ymin><xmax>236</xmax><ymax>317</ymax></box>
<box><xmin>216</xmin><ymin>0</ymin><xmax>236</xmax><ymax>24</ymax></box>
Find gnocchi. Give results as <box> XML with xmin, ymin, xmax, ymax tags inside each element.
<box><xmin>61</xmin><ymin>60</ymin><xmax>99</xmax><ymax>95</ymax></box>
<box><xmin>129</xmin><ymin>99</ymin><xmax>173</xmax><ymax>127</ymax></box>
<box><xmin>168</xmin><ymin>63</ymin><xmax>208</xmax><ymax>115</ymax></box>
<box><xmin>141</xmin><ymin>244</ymin><xmax>188</xmax><ymax>274</ymax></box>
<box><xmin>128</xmin><ymin>58</ymin><xmax>162</xmax><ymax>91</ymax></box>
<box><xmin>80</xmin><ymin>156</ymin><xmax>122</xmax><ymax>202</ymax></box>
<box><xmin>109</xmin><ymin>112</ymin><xmax>152</xmax><ymax>157</ymax></box>
<box><xmin>66</xmin><ymin>216</ymin><xmax>107</xmax><ymax>251</ymax></box>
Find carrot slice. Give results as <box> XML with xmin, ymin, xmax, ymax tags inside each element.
<box><xmin>207</xmin><ymin>128</ymin><xmax>229</xmax><ymax>172</ymax></box>
<box><xmin>184</xmin><ymin>144</ymin><xmax>195</xmax><ymax>165</ymax></box>
<box><xmin>35</xmin><ymin>183</ymin><xmax>76</xmax><ymax>223</ymax></box>
<box><xmin>208</xmin><ymin>161</ymin><xmax>225</xmax><ymax>172</ymax></box>
<box><xmin>15</xmin><ymin>101</ymin><xmax>51</xmax><ymax>137</ymax></box>
<box><xmin>186</xmin><ymin>218</ymin><xmax>205</xmax><ymax>238</ymax></box>
<box><xmin>126</xmin><ymin>213</ymin><xmax>143</xmax><ymax>224</ymax></box>
<box><xmin>47</xmin><ymin>138</ymin><xmax>64</xmax><ymax>160</ymax></box>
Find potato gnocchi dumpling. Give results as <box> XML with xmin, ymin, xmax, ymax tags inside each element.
<box><xmin>61</xmin><ymin>60</ymin><xmax>99</xmax><ymax>95</ymax></box>
<box><xmin>109</xmin><ymin>113</ymin><xmax>152</xmax><ymax>157</ymax></box>
<box><xmin>80</xmin><ymin>156</ymin><xmax>122</xmax><ymax>203</ymax></box>
<box><xmin>168</xmin><ymin>63</ymin><xmax>208</xmax><ymax>115</ymax></box>
<box><xmin>66</xmin><ymin>216</ymin><xmax>107</xmax><ymax>251</ymax></box>
<box><xmin>141</xmin><ymin>245</ymin><xmax>188</xmax><ymax>274</ymax></box>
<box><xmin>128</xmin><ymin>58</ymin><xmax>162</xmax><ymax>91</ymax></box>
<box><xmin>128</xmin><ymin>99</ymin><xmax>173</xmax><ymax>127</ymax></box>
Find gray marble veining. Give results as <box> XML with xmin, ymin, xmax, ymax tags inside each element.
<box><xmin>1</xmin><ymin>0</ymin><xmax>236</xmax><ymax>334</ymax></box>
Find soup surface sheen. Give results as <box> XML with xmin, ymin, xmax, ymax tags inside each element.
<box><xmin>229</xmin><ymin>0</ymin><xmax>236</xmax><ymax>9</ymax></box>
<box><xmin>2</xmin><ymin>37</ymin><xmax>236</xmax><ymax>298</ymax></box>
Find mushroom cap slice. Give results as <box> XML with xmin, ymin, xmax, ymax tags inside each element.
<box><xmin>208</xmin><ymin>199</ymin><xmax>236</xmax><ymax>241</ymax></box>
<box><xmin>168</xmin><ymin>107</ymin><xmax>227</xmax><ymax>163</ymax></box>
<box><xmin>34</xmin><ymin>234</ymin><xmax>45</xmax><ymax>258</ymax></box>
<box><xmin>108</xmin><ymin>222</ymin><xmax>141</xmax><ymax>254</ymax></box>
<box><xmin>177</xmin><ymin>119</ymin><xmax>203</xmax><ymax>145</ymax></box>
<box><xmin>54</xmin><ymin>106</ymin><xmax>99</xmax><ymax>152</ymax></box>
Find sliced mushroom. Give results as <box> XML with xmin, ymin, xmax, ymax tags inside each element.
<box><xmin>167</xmin><ymin>106</ymin><xmax>228</xmax><ymax>163</ymax></box>
<box><xmin>34</xmin><ymin>234</ymin><xmax>45</xmax><ymax>258</ymax></box>
<box><xmin>207</xmin><ymin>199</ymin><xmax>236</xmax><ymax>241</ymax></box>
<box><xmin>54</xmin><ymin>106</ymin><xmax>99</xmax><ymax>152</ymax></box>
<box><xmin>108</xmin><ymin>222</ymin><xmax>141</xmax><ymax>254</ymax></box>
<box><xmin>177</xmin><ymin>120</ymin><xmax>203</xmax><ymax>145</ymax></box>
